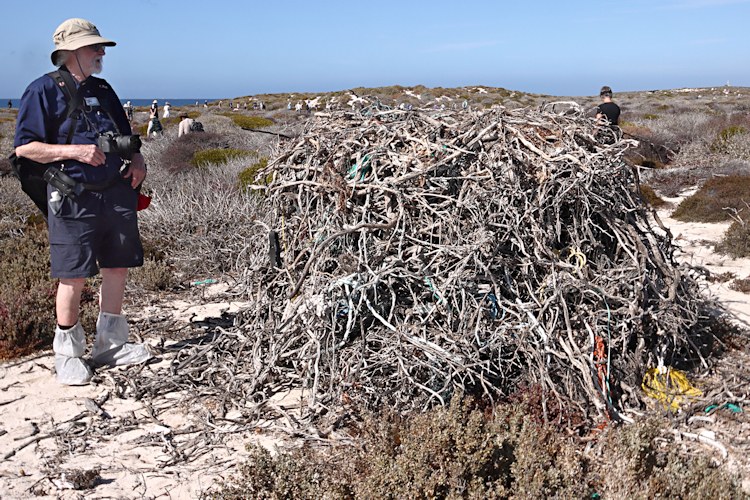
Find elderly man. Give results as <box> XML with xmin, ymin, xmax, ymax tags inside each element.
<box><xmin>14</xmin><ymin>18</ymin><xmax>151</xmax><ymax>385</ymax></box>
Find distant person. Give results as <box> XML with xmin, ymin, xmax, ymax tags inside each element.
<box><xmin>150</xmin><ymin>99</ymin><xmax>159</xmax><ymax>119</ymax></box>
<box><xmin>123</xmin><ymin>100</ymin><xmax>133</xmax><ymax>121</ymax></box>
<box><xmin>147</xmin><ymin>109</ymin><xmax>163</xmax><ymax>136</ymax></box>
<box><xmin>163</xmin><ymin>101</ymin><xmax>171</xmax><ymax>119</ymax></box>
<box><xmin>7</xmin><ymin>99</ymin><xmax>11</xmax><ymax>109</ymax></box>
<box><xmin>203</xmin><ymin>100</ymin><xmax>208</xmax><ymax>108</ymax></box>
<box><xmin>287</xmin><ymin>101</ymin><xmax>292</xmax><ymax>110</ymax></box>
<box><xmin>177</xmin><ymin>112</ymin><xmax>194</xmax><ymax>137</ymax></box>
<box><xmin>595</xmin><ymin>86</ymin><xmax>620</xmax><ymax>126</ymax></box>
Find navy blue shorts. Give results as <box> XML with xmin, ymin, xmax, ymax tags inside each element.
<box><xmin>47</xmin><ymin>181</ymin><xmax>144</xmax><ymax>279</ymax></box>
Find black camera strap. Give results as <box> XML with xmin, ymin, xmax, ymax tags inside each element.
<box><xmin>47</xmin><ymin>67</ymin><xmax>81</xmax><ymax>145</ymax></box>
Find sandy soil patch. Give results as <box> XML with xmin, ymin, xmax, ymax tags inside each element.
<box><xmin>0</xmin><ymin>285</ymin><xmax>283</xmax><ymax>499</ymax></box>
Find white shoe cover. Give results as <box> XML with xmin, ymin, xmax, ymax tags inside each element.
<box><xmin>53</xmin><ymin>324</ymin><xmax>93</xmax><ymax>385</ymax></box>
<box><xmin>92</xmin><ymin>312</ymin><xmax>152</xmax><ymax>367</ymax></box>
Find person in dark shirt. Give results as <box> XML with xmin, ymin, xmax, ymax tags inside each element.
<box><xmin>595</xmin><ymin>85</ymin><xmax>621</xmax><ymax>126</ymax></box>
<box><xmin>14</xmin><ymin>18</ymin><xmax>151</xmax><ymax>385</ymax></box>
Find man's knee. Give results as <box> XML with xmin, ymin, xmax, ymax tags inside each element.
<box><xmin>101</xmin><ymin>267</ymin><xmax>128</xmax><ymax>279</ymax></box>
<box><xmin>59</xmin><ymin>277</ymin><xmax>86</xmax><ymax>289</ymax></box>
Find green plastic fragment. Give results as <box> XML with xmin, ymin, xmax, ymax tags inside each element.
<box><xmin>191</xmin><ymin>279</ymin><xmax>218</xmax><ymax>286</ymax></box>
<box><xmin>724</xmin><ymin>403</ymin><xmax>743</xmax><ymax>413</ymax></box>
<box><xmin>705</xmin><ymin>403</ymin><xmax>743</xmax><ymax>414</ymax></box>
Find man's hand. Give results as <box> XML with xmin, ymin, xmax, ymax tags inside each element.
<box><xmin>124</xmin><ymin>152</ymin><xmax>147</xmax><ymax>188</ymax></box>
<box><xmin>75</xmin><ymin>144</ymin><xmax>106</xmax><ymax>166</ymax></box>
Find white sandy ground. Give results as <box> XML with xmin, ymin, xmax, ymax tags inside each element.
<box><xmin>0</xmin><ymin>285</ymin><xmax>295</xmax><ymax>499</ymax></box>
<box><xmin>0</xmin><ymin>205</ymin><xmax>748</xmax><ymax>498</ymax></box>
<box><xmin>655</xmin><ymin>194</ymin><xmax>750</xmax><ymax>326</ymax></box>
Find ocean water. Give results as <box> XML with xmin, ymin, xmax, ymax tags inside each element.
<box><xmin>2</xmin><ymin>98</ymin><xmax>217</xmax><ymax>109</ymax></box>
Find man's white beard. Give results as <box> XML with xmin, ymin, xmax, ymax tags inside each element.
<box><xmin>91</xmin><ymin>59</ymin><xmax>103</xmax><ymax>75</ymax></box>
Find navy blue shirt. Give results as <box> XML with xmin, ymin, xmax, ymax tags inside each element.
<box><xmin>14</xmin><ymin>69</ymin><xmax>132</xmax><ymax>184</ymax></box>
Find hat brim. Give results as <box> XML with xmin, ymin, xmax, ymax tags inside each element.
<box><xmin>50</xmin><ymin>35</ymin><xmax>116</xmax><ymax>64</ymax></box>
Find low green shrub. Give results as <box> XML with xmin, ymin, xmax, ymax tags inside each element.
<box><xmin>712</xmin><ymin>125</ymin><xmax>747</xmax><ymax>153</ymax></box>
<box><xmin>131</xmin><ymin>235</ymin><xmax>175</xmax><ymax>291</ymax></box>
<box><xmin>643</xmin><ymin>113</ymin><xmax>659</xmax><ymax>120</ymax></box>
<box><xmin>158</xmin><ymin>132</ymin><xmax>229</xmax><ymax>174</ymax></box>
<box><xmin>715</xmin><ymin>220</ymin><xmax>750</xmax><ymax>258</ymax></box>
<box><xmin>672</xmin><ymin>175</ymin><xmax>750</xmax><ymax>222</ymax></box>
<box><xmin>0</xmin><ymin>225</ymin><xmax>97</xmax><ymax>359</ymax></box>
<box><xmin>212</xmin><ymin>394</ymin><xmax>742</xmax><ymax>498</ymax></box>
<box><xmin>718</xmin><ymin>125</ymin><xmax>746</xmax><ymax>143</ymax></box>
<box><xmin>131</xmin><ymin>258</ymin><xmax>175</xmax><ymax>291</ymax></box>
<box><xmin>730</xmin><ymin>277</ymin><xmax>750</xmax><ymax>293</ymax></box>
<box><xmin>227</xmin><ymin>115</ymin><xmax>274</xmax><ymax>129</ymax></box>
<box><xmin>237</xmin><ymin>157</ymin><xmax>269</xmax><ymax>191</ymax></box>
<box><xmin>191</xmin><ymin>148</ymin><xmax>255</xmax><ymax>167</ymax></box>
<box><xmin>140</xmin><ymin>236</ymin><xmax>168</xmax><ymax>263</ymax></box>
<box><xmin>639</xmin><ymin>184</ymin><xmax>666</xmax><ymax>207</ymax></box>
<box><xmin>214</xmin><ymin>396</ymin><xmax>587</xmax><ymax>499</ymax></box>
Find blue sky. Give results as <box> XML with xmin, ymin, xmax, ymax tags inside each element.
<box><xmin>1</xmin><ymin>0</ymin><xmax>749</xmax><ymax>98</ymax></box>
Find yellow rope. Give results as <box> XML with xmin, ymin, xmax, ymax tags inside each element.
<box><xmin>567</xmin><ymin>247</ymin><xmax>587</xmax><ymax>270</ymax></box>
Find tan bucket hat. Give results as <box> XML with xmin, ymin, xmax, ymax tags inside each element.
<box><xmin>50</xmin><ymin>18</ymin><xmax>115</xmax><ymax>64</ymax></box>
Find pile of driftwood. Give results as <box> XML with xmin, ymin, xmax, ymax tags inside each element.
<box><xmin>127</xmin><ymin>106</ymin><xmax>721</xmax><ymax>431</ymax></box>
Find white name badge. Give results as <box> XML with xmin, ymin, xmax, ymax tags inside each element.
<box><xmin>84</xmin><ymin>96</ymin><xmax>101</xmax><ymax>107</ymax></box>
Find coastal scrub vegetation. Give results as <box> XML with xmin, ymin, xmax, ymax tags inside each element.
<box><xmin>213</xmin><ymin>394</ymin><xmax>742</xmax><ymax>499</ymax></box>
<box><xmin>716</xmin><ymin>218</ymin><xmax>750</xmax><ymax>258</ymax></box>
<box><xmin>639</xmin><ymin>184</ymin><xmax>666</xmax><ymax>207</ymax></box>
<box><xmin>191</xmin><ymin>147</ymin><xmax>255</xmax><ymax>167</ymax></box>
<box><xmin>238</xmin><ymin>157</ymin><xmax>269</xmax><ymax>191</ymax></box>
<box><xmin>672</xmin><ymin>175</ymin><xmax>750</xmax><ymax>222</ymax></box>
<box><xmin>0</xmin><ymin>221</ymin><xmax>98</xmax><ymax>359</ymax></box>
<box><xmin>225</xmin><ymin>114</ymin><xmax>274</xmax><ymax>129</ymax></box>
<box><xmin>158</xmin><ymin>132</ymin><xmax>231</xmax><ymax>173</ymax></box>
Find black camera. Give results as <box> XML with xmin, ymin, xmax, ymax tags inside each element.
<box><xmin>97</xmin><ymin>131</ymin><xmax>142</xmax><ymax>160</ymax></box>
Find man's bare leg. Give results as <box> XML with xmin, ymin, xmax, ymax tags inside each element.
<box><xmin>100</xmin><ymin>267</ymin><xmax>128</xmax><ymax>314</ymax></box>
<box><xmin>56</xmin><ymin>278</ymin><xmax>85</xmax><ymax>326</ymax></box>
